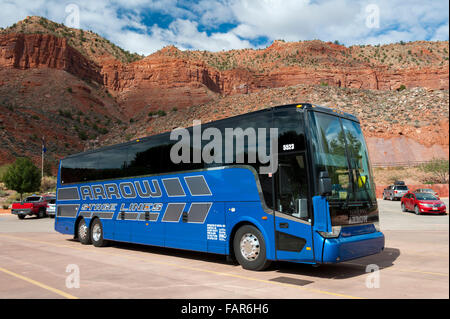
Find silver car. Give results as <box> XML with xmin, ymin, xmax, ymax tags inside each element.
<box><xmin>46</xmin><ymin>198</ymin><xmax>56</xmax><ymax>218</ymax></box>
<box><xmin>383</xmin><ymin>184</ymin><xmax>409</xmax><ymax>201</ymax></box>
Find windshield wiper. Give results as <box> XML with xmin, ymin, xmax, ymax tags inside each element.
<box><xmin>328</xmin><ymin>200</ymin><xmax>349</xmax><ymax>209</ymax></box>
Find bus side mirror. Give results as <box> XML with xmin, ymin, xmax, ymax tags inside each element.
<box><xmin>319</xmin><ymin>171</ymin><xmax>332</xmax><ymax>196</ymax></box>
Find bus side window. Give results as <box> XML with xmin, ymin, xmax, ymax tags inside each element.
<box><xmin>96</xmin><ymin>147</ymin><xmax>129</xmax><ymax>180</ymax></box>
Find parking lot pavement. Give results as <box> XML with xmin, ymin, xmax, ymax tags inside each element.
<box><xmin>378</xmin><ymin>198</ymin><xmax>449</xmax><ymax>231</ymax></box>
<box><xmin>0</xmin><ymin>200</ymin><xmax>448</xmax><ymax>299</ymax></box>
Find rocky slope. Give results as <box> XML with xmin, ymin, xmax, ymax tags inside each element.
<box><xmin>99</xmin><ymin>84</ymin><xmax>449</xmax><ymax>165</ymax></box>
<box><xmin>0</xmin><ymin>16</ymin><xmax>142</xmax><ymax>64</ymax></box>
<box><xmin>0</xmin><ymin>67</ymin><xmax>126</xmax><ymax>170</ymax></box>
<box><xmin>1</xmin><ymin>17</ymin><xmax>448</xmax><ymax>116</ymax></box>
<box><xmin>100</xmin><ymin>40</ymin><xmax>449</xmax><ymax>116</ymax></box>
<box><xmin>0</xmin><ymin>16</ymin><xmax>448</xmax><ymax>169</ymax></box>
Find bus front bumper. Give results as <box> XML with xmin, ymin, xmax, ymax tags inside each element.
<box><xmin>322</xmin><ymin>231</ymin><xmax>385</xmax><ymax>264</ymax></box>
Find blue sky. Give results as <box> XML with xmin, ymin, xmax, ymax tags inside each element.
<box><xmin>0</xmin><ymin>0</ymin><xmax>448</xmax><ymax>55</ymax></box>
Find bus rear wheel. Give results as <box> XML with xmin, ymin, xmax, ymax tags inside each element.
<box><xmin>90</xmin><ymin>218</ymin><xmax>109</xmax><ymax>247</ymax></box>
<box><xmin>233</xmin><ymin>225</ymin><xmax>271</xmax><ymax>271</ymax></box>
<box><xmin>77</xmin><ymin>218</ymin><xmax>91</xmax><ymax>245</ymax></box>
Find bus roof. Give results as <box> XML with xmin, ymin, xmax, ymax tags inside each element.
<box><xmin>62</xmin><ymin>103</ymin><xmax>359</xmax><ymax>160</ymax></box>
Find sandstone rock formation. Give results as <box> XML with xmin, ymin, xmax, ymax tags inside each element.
<box><xmin>1</xmin><ymin>31</ymin><xmax>448</xmax><ymax>116</ymax></box>
<box><xmin>0</xmin><ymin>16</ymin><xmax>448</xmax><ymax>172</ymax></box>
<box><xmin>0</xmin><ymin>33</ymin><xmax>102</xmax><ymax>84</ymax></box>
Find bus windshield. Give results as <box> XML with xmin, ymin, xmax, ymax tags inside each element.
<box><xmin>308</xmin><ymin>111</ymin><xmax>378</xmax><ymax>225</ymax></box>
<box><xmin>340</xmin><ymin>118</ymin><xmax>377</xmax><ymax>204</ymax></box>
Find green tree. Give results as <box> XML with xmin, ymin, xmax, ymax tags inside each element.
<box><xmin>419</xmin><ymin>158</ymin><xmax>449</xmax><ymax>184</ymax></box>
<box><xmin>2</xmin><ymin>158</ymin><xmax>41</xmax><ymax>201</ymax></box>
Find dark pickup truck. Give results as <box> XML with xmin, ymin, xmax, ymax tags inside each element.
<box><xmin>11</xmin><ymin>194</ymin><xmax>55</xmax><ymax>219</ymax></box>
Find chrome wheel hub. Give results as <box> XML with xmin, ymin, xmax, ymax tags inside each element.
<box><xmin>79</xmin><ymin>223</ymin><xmax>88</xmax><ymax>240</ymax></box>
<box><xmin>240</xmin><ymin>233</ymin><xmax>260</xmax><ymax>261</ymax></box>
<box><xmin>92</xmin><ymin>224</ymin><xmax>101</xmax><ymax>242</ymax></box>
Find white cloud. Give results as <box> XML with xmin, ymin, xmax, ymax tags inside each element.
<box><xmin>0</xmin><ymin>0</ymin><xmax>447</xmax><ymax>56</ymax></box>
<box><xmin>114</xmin><ymin>30</ymin><xmax>168</xmax><ymax>54</ymax></box>
<box><xmin>431</xmin><ymin>23</ymin><xmax>450</xmax><ymax>41</ymax></box>
<box><xmin>191</xmin><ymin>0</ymin><xmax>235</xmax><ymax>26</ymax></box>
<box><xmin>151</xmin><ymin>19</ymin><xmax>251</xmax><ymax>51</ymax></box>
<box><xmin>225</xmin><ymin>0</ymin><xmax>449</xmax><ymax>45</ymax></box>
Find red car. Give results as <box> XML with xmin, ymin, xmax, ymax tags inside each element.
<box><xmin>401</xmin><ymin>192</ymin><xmax>447</xmax><ymax>215</ymax></box>
<box><xmin>11</xmin><ymin>194</ymin><xmax>55</xmax><ymax>219</ymax></box>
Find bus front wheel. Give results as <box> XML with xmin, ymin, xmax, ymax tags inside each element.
<box><xmin>233</xmin><ymin>225</ymin><xmax>271</xmax><ymax>271</ymax></box>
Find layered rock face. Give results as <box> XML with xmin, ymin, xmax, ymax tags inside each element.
<box><xmin>99</xmin><ymin>58</ymin><xmax>449</xmax><ymax>116</ymax></box>
<box><xmin>100</xmin><ymin>56</ymin><xmax>220</xmax><ymax>116</ymax></box>
<box><xmin>0</xmin><ymin>33</ymin><xmax>102</xmax><ymax>84</ymax></box>
<box><xmin>258</xmin><ymin>65</ymin><xmax>449</xmax><ymax>91</ymax></box>
<box><xmin>1</xmin><ymin>32</ymin><xmax>448</xmax><ymax>115</ymax></box>
<box><xmin>0</xmin><ymin>30</ymin><xmax>448</xmax><ymax>172</ymax></box>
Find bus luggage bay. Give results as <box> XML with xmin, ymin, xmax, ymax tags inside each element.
<box><xmin>55</xmin><ymin>103</ymin><xmax>384</xmax><ymax>270</ymax></box>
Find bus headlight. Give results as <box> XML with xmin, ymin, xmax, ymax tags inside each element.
<box><xmin>374</xmin><ymin>221</ymin><xmax>381</xmax><ymax>232</ymax></box>
<box><xmin>318</xmin><ymin>226</ymin><xmax>341</xmax><ymax>238</ymax></box>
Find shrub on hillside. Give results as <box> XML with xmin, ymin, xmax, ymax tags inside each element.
<box><xmin>419</xmin><ymin>158</ymin><xmax>449</xmax><ymax>184</ymax></box>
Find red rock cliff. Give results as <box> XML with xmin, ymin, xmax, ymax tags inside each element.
<box><xmin>1</xmin><ymin>33</ymin><xmax>448</xmax><ymax>115</ymax></box>
<box><xmin>0</xmin><ymin>33</ymin><xmax>102</xmax><ymax>84</ymax></box>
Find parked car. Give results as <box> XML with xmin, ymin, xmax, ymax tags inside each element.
<box><xmin>413</xmin><ymin>188</ymin><xmax>439</xmax><ymax>198</ymax></box>
<box><xmin>46</xmin><ymin>198</ymin><xmax>56</xmax><ymax>218</ymax></box>
<box><xmin>401</xmin><ymin>192</ymin><xmax>447</xmax><ymax>215</ymax></box>
<box><xmin>11</xmin><ymin>194</ymin><xmax>55</xmax><ymax>219</ymax></box>
<box><xmin>383</xmin><ymin>183</ymin><xmax>409</xmax><ymax>201</ymax></box>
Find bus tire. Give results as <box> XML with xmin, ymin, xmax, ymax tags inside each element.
<box><xmin>77</xmin><ymin>218</ymin><xmax>91</xmax><ymax>245</ymax></box>
<box><xmin>90</xmin><ymin>218</ymin><xmax>108</xmax><ymax>247</ymax></box>
<box><xmin>233</xmin><ymin>225</ymin><xmax>271</xmax><ymax>271</ymax></box>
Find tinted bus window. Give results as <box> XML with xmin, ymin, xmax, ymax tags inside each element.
<box><xmin>204</xmin><ymin>110</ymin><xmax>274</xmax><ymax>209</ymax></box>
<box><xmin>126</xmin><ymin>139</ymin><xmax>159</xmax><ymax>177</ymax></box>
<box><xmin>96</xmin><ymin>146</ymin><xmax>129</xmax><ymax>180</ymax></box>
<box><xmin>61</xmin><ymin>152</ymin><xmax>99</xmax><ymax>184</ymax></box>
<box><xmin>274</xmin><ymin>108</ymin><xmax>306</xmax><ymax>153</ymax></box>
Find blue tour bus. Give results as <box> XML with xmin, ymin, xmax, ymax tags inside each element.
<box><xmin>55</xmin><ymin>103</ymin><xmax>384</xmax><ymax>270</ymax></box>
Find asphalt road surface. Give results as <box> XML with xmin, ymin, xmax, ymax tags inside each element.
<box><xmin>0</xmin><ymin>199</ymin><xmax>448</xmax><ymax>299</ymax></box>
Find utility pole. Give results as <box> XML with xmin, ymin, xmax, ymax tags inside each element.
<box><xmin>41</xmin><ymin>146</ymin><xmax>44</xmax><ymax>179</ymax></box>
<box><xmin>41</xmin><ymin>137</ymin><xmax>46</xmax><ymax>179</ymax></box>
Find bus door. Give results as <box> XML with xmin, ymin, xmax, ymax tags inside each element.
<box><xmin>274</xmin><ymin>152</ymin><xmax>315</xmax><ymax>262</ymax></box>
